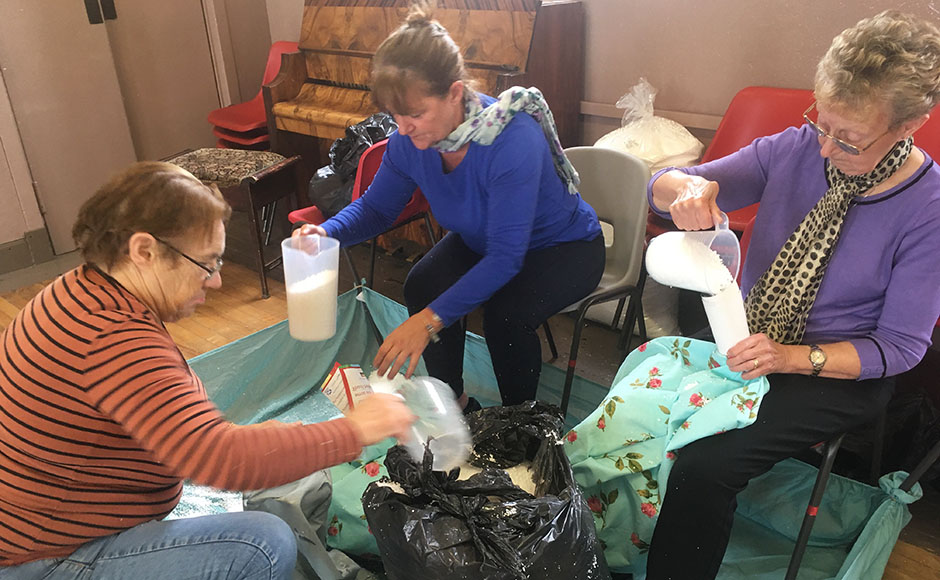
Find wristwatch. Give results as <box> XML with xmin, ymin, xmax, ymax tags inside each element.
<box><xmin>808</xmin><ymin>344</ymin><xmax>827</xmax><ymax>377</ymax></box>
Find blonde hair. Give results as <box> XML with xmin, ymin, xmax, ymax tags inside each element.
<box><xmin>370</xmin><ymin>1</ymin><xmax>471</xmax><ymax>114</ymax></box>
<box><xmin>815</xmin><ymin>10</ymin><xmax>940</xmax><ymax>127</ymax></box>
<box><xmin>72</xmin><ymin>161</ymin><xmax>231</xmax><ymax>269</ymax></box>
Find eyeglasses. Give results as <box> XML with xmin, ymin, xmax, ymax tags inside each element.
<box><xmin>152</xmin><ymin>235</ymin><xmax>223</xmax><ymax>281</ymax></box>
<box><xmin>803</xmin><ymin>102</ymin><xmax>891</xmax><ymax>156</ymax></box>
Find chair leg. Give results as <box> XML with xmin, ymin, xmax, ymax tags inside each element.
<box><xmin>423</xmin><ymin>213</ymin><xmax>438</xmax><ymax>245</ymax></box>
<box><xmin>611</xmin><ymin>297</ymin><xmax>626</xmax><ymax>329</ymax></box>
<box><xmin>261</xmin><ymin>201</ymin><xmax>277</xmax><ymax>246</ymax></box>
<box><xmin>342</xmin><ymin>247</ymin><xmax>362</xmax><ymax>288</ymax></box>
<box><xmin>900</xmin><ymin>437</ymin><xmax>940</xmax><ymax>493</ymax></box>
<box><xmin>368</xmin><ymin>239</ymin><xmax>377</xmax><ymax>288</ymax></box>
<box><xmin>869</xmin><ymin>410</ymin><xmax>886</xmax><ymax>485</ymax></box>
<box><xmin>560</xmin><ymin>303</ymin><xmax>592</xmax><ymax>417</ymax></box>
<box><xmin>247</xmin><ymin>204</ymin><xmax>270</xmax><ymax>299</ymax></box>
<box><xmin>543</xmin><ymin>320</ymin><xmax>558</xmax><ymax>362</ymax></box>
<box><xmin>785</xmin><ymin>433</ymin><xmax>846</xmax><ymax>580</ymax></box>
<box><xmin>619</xmin><ymin>269</ymin><xmax>648</xmax><ymax>351</ymax></box>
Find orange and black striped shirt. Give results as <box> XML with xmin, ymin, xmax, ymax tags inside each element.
<box><xmin>0</xmin><ymin>265</ymin><xmax>361</xmax><ymax>565</ymax></box>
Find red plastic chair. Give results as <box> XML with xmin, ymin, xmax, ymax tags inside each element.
<box><xmin>703</xmin><ymin>86</ymin><xmax>815</xmax><ymax>232</ymax></box>
<box><xmin>913</xmin><ymin>107</ymin><xmax>940</xmax><ymax>159</ymax></box>
<box><xmin>288</xmin><ymin>139</ymin><xmax>437</xmax><ymax>287</ymax></box>
<box><xmin>208</xmin><ymin>41</ymin><xmax>298</xmax><ymax>140</ymax></box>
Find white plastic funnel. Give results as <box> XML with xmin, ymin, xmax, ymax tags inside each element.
<box><xmin>645</xmin><ymin>213</ymin><xmax>741</xmax><ymax>295</ymax></box>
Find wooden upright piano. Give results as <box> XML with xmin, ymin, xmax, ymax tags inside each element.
<box><xmin>263</xmin><ymin>0</ymin><xmax>585</xmax><ymax>162</ymax></box>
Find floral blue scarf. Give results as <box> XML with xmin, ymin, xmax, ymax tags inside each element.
<box><xmin>433</xmin><ymin>86</ymin><xmax>580</xmax><ymax>195</ymax></box>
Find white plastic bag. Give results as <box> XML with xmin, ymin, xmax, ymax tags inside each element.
<box><xmin>590</xmin><ymin>78</ymin><xmax>700</xmax><ymax>334</ymax></box>
<box><xmin>594</xmin><ymin>78</ymin><xmax>704</xmax><ymax>172</ymax></box>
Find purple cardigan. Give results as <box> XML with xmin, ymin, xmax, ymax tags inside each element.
<box><xmin>649</xmin><ymin>125</ymin><xmax>940</xmax><ymax>379</ymax></box>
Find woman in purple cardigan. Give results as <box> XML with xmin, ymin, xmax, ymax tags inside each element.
<box><xmin>645</xmin><ymin>11</ymin><xmax>940</xmax><ymax>579</ymax></box>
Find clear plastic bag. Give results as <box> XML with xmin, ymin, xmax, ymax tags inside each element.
<box><xmin>594</xmin><ymin>77</ymin><xmax>704</xmax><ymax>172</ymax></box>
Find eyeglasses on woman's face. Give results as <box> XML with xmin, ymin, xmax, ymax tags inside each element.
<box><xmin>152</xmin><ymin>235</ymin><xmax>223</xmax><ymax>281</ymax></box>
<box><xmin>803</xmin><ymin>102</ymin><xmax>891</xmax><ymax>156</ymax></box>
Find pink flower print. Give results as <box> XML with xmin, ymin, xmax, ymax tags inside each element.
<box><xmin>681</xmin><ymin>420</ymin><xmax>691</xmax><ymax>430</ymax></box>
<box><xmin>745</xmin><ymin>400</ymin><xmax>754</xmax><ymax>410</ymax></box>
<box><xmin>640</xmin><ymin>502</ymin><xmax>658</xmax><ymax>518</ymax></box>
<box><xmin>638</xmin><ymin>342</ymin><xmax>648</xmax><ymax>352</ymax></box>
<box><xmin>587</xmin><ymin>496</ymin><xmax>603</xmax><ymax>514</ymax></box>
<box><xmin>630</xmin><ymin>532</ymin><xmax>651</xmax><ymax>552</ymax></box>
<box><xmin>328</xmin><ymin>526</ymin><xmax>339</xmax><ymax>536</ymax></box>
<box><xmin>363</xmin><ymin>461</ymin><xmax>380</xmax><ymax>477</ymax></box>
<box><xmin>566</xmin><ymin>430</ymin><xmax>578</xmax><ymax>443</ymax></box>
<box><xmin>648</xmin><ymin>378</ymin><xmax>662</xmax><ymax>389</ymax></box>
<box><xmin>689</xmin><ymin>393</ymin><xmax>705</xmax><ymax>408</ymax></box>
<box><xmin>596</xmin><ymin>416</ymin><xmax>607</xmax><ymax>431</ymax></box>
<box><xmin>666</xmin><ymin>451</ymin><xmax>677</xmax><ymax>460</ymax></box>
<box><xmin>649</xmin><ymin>367</ymin><xmax>660</xmax><ymax>376</ymax></box>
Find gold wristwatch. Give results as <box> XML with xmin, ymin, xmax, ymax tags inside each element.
<box><xmin>808</xmin><ymin>344</ymin><xmax>827</xmax><ymax>377</ymax></box>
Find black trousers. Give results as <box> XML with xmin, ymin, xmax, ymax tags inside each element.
<box><xmin>645</xmin><ymin>372</ymin><xmax>894</xmax><ymax>579</ymax></box>
<box><xmin>403</xmin><ymin>232</ymin><xmax>605</xmax><ymax>405</ymax></box>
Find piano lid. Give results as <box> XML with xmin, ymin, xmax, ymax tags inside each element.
<box><xmin>298</xmin><ymin>0</ymin><xmax>543</xmax><ymax>92</ymax></box>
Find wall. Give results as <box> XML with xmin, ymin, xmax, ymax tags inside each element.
<box><xmin>266</xmin><ymin>0</ymin><xmax>304</xmax><ymax>42</ymax></box>
<box><xmin>0</xmin><ymin>74</ymin><xmax>42</xmax><ymax>248</ymax></box>
<box><xmin>581</xmin><ymin>0</ymin><xmax>940</xmax><ymax>144</ymax></box>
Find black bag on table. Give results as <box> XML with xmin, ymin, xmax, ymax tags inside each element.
<box><xmin>362</xmin><ymin>402</ymin><xmax>611</xmax><ymax>580</ymax></box>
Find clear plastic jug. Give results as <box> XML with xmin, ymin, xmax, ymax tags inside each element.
<box><xmin>645</xmin><ymin>212</ymin><xmax>741</xmax><ymax>295</ymax></box>
<box><xmin>281</xmin><ymin>234</ymin><xmax>340</xmax><ymax>341</ymax></box>
<box><xmin>375</xmin><ymin>375</ymin><xmax>472</xmax><ymax>472</ymax></box>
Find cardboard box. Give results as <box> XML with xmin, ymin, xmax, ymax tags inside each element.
<box><xmin>320</xmin><ymin>363</ymin><xmax>373</xmax><ymax>412</ymax></box>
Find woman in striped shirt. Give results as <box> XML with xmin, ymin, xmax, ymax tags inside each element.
<box><xmin>0</xmin><ymin>162</ymin><xmax>414</xmax><ymax>579</ymax></box>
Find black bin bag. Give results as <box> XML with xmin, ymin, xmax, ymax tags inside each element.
<box><xmin>362</xmin><ymin>401</ymin><xmax>611</xmax><ymax>580</ymax></box>
<box><xmin>308</xmin><ymin>112</ymin><xmax>399</xmax><ymax>218</ymax></box>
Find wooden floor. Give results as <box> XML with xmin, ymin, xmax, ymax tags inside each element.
<box><xmin>1</xmin><ymin>259</ymin><xmax>938</xmax><ymax>578</ymax></box>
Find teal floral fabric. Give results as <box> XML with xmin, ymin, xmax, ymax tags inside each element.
<box><xmin>433</xmin><ymin>86</ymin><xmax>580</xmax><ymax>195</ymax></box>
<box><xmin>324</xmin><ymin>440</ymin><xmax>394</xmax><ymax>556</ymax></box>
<box><xmin>564</xmin><ymin>337</ymin><xmax>771</xmax><ymax>572</ymax></box>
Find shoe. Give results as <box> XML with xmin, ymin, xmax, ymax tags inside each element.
<box><xmin>462</xmin><ymin>396</ymin><xmax>482</xmax><ymax>415</ymax></box>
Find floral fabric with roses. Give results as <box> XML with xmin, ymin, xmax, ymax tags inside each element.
<box><xmin>324</xmin><ymin>439</ymin><xmax>396</xmax><ymax>555</ymax></box>
<box><xmin>564</xmin><ymin>336</ymin><xmax>770</xmax><ymax>573</ymax></box>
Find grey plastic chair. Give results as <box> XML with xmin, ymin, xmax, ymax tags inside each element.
<box><xmin>547</xmin><ymin>146</ymin><xmax>651</xmax><ymax>416</ymax></box>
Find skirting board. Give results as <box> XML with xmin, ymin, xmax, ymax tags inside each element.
<box><xmin>0</xmin><ymin>228</ymin><xmax>55</xmax><ymax>275</ymax></box>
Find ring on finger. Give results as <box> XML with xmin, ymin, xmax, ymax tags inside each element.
<box><xmin>752</xmin><ymin>358</ymin><xmax>760</xmax><ymax>370</ymax></box>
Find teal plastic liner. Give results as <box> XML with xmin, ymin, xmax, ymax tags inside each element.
<box><xmin>187</xmin><ymin>287</ymin><xmax>922</xmax><ymax>579</ymax></box>
<box><xmin>189</xmin><ymin>287</ymin><xmax>609</xmax><ymax>427</ymax></box>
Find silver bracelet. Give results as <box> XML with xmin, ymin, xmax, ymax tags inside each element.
<box><xmin>425</xmin><ymin>312</ymin><xmax>443</xmax><ymax>343</ymax></box>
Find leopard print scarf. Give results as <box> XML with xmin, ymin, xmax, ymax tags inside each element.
<box><xmin>744</xmin><ymin>137</ymin><xmax>913</xmax><ymax>344</ymax></box>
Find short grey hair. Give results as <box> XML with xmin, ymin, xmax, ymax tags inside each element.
<box><xmin>815</xmin><ymin>10</ymin><xmax>940</xmax><ymax>128</ymax></box>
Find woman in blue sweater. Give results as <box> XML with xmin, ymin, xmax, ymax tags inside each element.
<box><xmin>295</xmin><ymin>3</ymin><xmax>604</xmax><ymax>411</ymax></box>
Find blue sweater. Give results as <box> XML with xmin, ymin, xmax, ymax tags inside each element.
<box><xmin>322</xmin><ymin>95</ymin><xmax>601</xmax><ymax>325</ymax></box>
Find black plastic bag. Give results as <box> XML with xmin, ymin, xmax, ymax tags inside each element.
<box><xmin>308</xmin><ymin>112</ymin><xmax>398</xmax><ymax>218</ymax></box>
<box><xmin>363</xmin><ymin>401</ymin><xmax>611</xmax><ymax>580</ymax></box>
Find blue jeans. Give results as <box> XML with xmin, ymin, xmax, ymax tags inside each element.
<box><xmin>0</xmin><ymin>512</ymin><xmax>297</xmax><ymax>580</ymax></box>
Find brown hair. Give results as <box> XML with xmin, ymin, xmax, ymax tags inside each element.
<box><xmin>370</xmin><ymin>0</ymin><xmax>471</xmax><ymax>114</ymax></box>
<box><xmin>72</xmin><ymin>161</ymin><xmax>231</xmax><ymax>269</ymax></box>
<box><xmin>815</xmin><ymin>10</ymin><xmax>940</xmax><ymax>128</ymax></box>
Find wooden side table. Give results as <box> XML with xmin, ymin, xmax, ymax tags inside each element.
<box><xmin>167</xmin><ymin>148</ymin><xmax>303</xmax><ymax>299</ymax></box>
